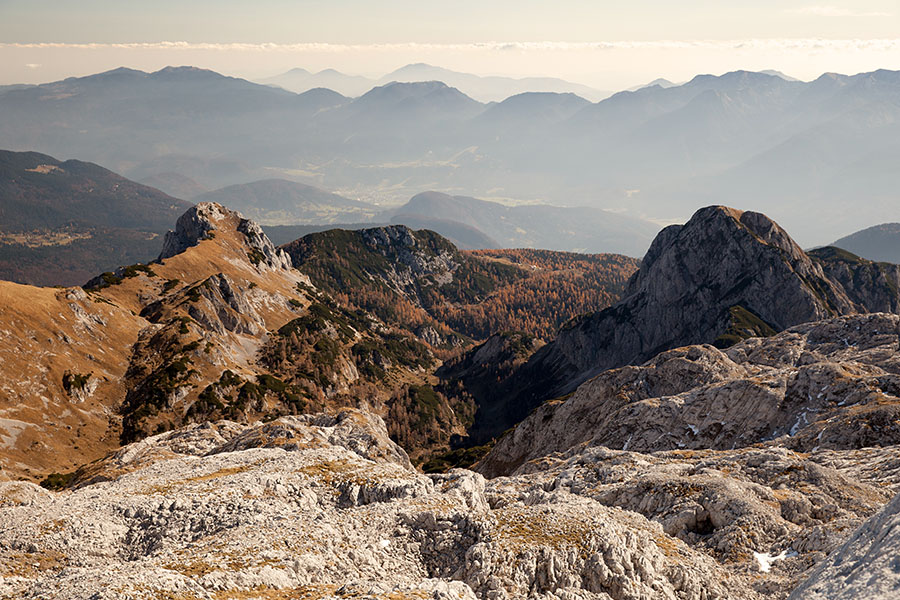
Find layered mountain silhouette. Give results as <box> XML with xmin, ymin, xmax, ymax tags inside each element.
<box><xmin>259</xmin><ymin>67</ymin><xmax>375</xmax><ymax>97</ymax></box>
<box><xmin>260</xmin><ymin>62</ymin><xmax>609</xmax><ymax>102</ymax></box>
<box><xmin>390</xmin><ymin>191</ymin><xmax>658</xmax><ymax>256</ymax></box>
<box><xmin>7</xmin><ymin>66</ymin><xmax>900</xmax><ymax>242</ymax></box>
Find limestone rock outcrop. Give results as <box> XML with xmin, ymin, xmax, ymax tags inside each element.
<box><xmin>480</xmin><ymin>313</ymin><xmax>900</xmax><ymax>477</ymax></box>
<box><xmin>158</xmin><ymin>201</ymin><xmax>292</xmax><ymax>272</ymax></box>
<box><xmin>157</xmin><ymin>201</ymin><xmax>228</xmax><ymax>260</ymax></box>
<box><xmin>0</xmin><ymin>408</ymin><xmax>752</xmax><ymax>600</ymax></box>
<box><xmin>7</xmin><ymin>404</ymin><xmax>900</xmax><ymax>599</ymax></box>
<box><xmin>788</xmin><ymin>490</ymin><xmax>900</xmax><ymax>600</ymax></box>
<box><xmin>478</xmin><ymin>206</ymin><xmax>900</xmax><ymax>440</ymax></box>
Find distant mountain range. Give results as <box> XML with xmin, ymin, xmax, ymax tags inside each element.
<box><xmin>832</xmin><ymin>223</ymin><xmax>900</xmax><ymax>263</ymax></box>
<box><xmin>4</xmin><ymin>65</ymin><xmax>900</xmax><ymax>244</ymax></box>
<box><xmin>0</xmin><ymin>147</ymin><xmax>655</xmax><ymax>286</ymax></box>
<box><xmin>0</xmin><ymin>150</ymin><xmax>190</xmax><ymax>286</ymax></box>
<box><xmin>259</xmin><ymin>63</ymin><xmax>611</xmax><ymax>102</ymax></box>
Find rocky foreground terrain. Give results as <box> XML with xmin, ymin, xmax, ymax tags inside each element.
<box><xmin>3</xmin><ymin>311</ymin><xmax>900</xmax><ymax>598</ymax></box>
<box><xmin>3</xmin><ymin>203</ymin><xmax>900</xmax><ymax>598</ymax></box>
<box><xmin>2</xmin><ymin>397</ymin><xmax>900</xmax><ymax>599</ymax></box>
<box><xmin>481</xmin><ymin>313</ymin><xmax>900</xmax><ymax>476</ymax></box>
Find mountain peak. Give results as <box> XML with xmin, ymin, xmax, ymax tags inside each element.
<box><xmin>157</xmin><ymin>202</ymin><xmax>291</xmax><ymax>271</ymax></box>
<box><xmin>640</xmin><ymin>205</ymin><xmax>801</xmax><ymax>272</ymax></box>
<box><xmin>158</xmin><ymin>202</ymin><xmax>232</xmax><ymax>260</ymax></box>
<box><xmin>473</xmin><ymin>205</ymin><xmax>900</xmax><ymax>439</ymax></box>
<box><xmin>151</xmin><ymin>65</ymin><xmax>227</xmax><ymax>81</ymax></box>
<box><xmin>628</xmin><ymin>205</ymin><xmax>833</xmax><ymax>326</ymax></box>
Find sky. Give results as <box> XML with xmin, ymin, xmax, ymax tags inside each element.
<box><xmin>2</xmin><ymin>1</ymin><xmax>900</xmax><ymax>90</ymax></box>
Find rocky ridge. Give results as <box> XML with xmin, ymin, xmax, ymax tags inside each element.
<box><xmin>473</xmin><ymin>206</ymin><xmax>900</xmax><ymax>441</ymax></box>
<box><xmin>280</xmin><ymin>225</ymin><xmax>524</xmax><ymax>349</ymax></box>
<box><xmin>0</xmin><ymin>203</ymin><xmax>465</xmax><ymax>479</ymax></box>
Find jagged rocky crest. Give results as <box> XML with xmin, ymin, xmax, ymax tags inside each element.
<box><xmin>470</xmin><ymin>206</ymin><xmax>900</xmax><ymax>441</ymax></box>
<box><xmin>158</xmin><ymin>201</ymin><xmax>292</xmax><ymax>271</ymax></box>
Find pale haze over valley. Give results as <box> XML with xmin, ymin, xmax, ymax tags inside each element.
<box><xmin>3</xmin><ymin>1</ymin><xmax>900</xmax><ymax>248</ymax></box>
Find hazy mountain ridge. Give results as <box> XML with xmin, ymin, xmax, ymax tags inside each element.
<box><xmin>831</xmin><ymin>222</ymin><xmax>900</xmax><ymax>263</ymax></box>
<box><xmin>0</xmin><ymin>149</ymin><xmax>191</xmax><ymax>285</ymax></box>
<box><xmin>390</xmin><ymin>191</ymin><xmax>658</xmax><ymax>256</ymax></box>
<box><xmin>259</xmin><ymin>62</ymin><xmax>610</xmax><ymax>102</ymax></box>
<box><xmin>264</xmin><ymin>189</ymin><xmax>658</xmax><ymax>256</ymax></box>
<box><xmin>6</xmin><ymin>66</ymin><xmax>900</xmax><ymax>242</ymax></box>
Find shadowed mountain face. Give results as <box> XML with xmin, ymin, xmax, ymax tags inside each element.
<box><xmin>832</xmin><ymin>223</ymin><xmax>900</xmax><ymax>263</ymax></box>
<box><xmin>0</xmin><ymin>150</ymin><xmax>191</xmax><ymax>286</ymax></box>
<box><xmin>462</xmin><ymin>205</ymin><xmax>900</xmax><ymax>442</ymax></box>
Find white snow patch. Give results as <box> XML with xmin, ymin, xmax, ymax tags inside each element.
<box><xmin>790</xmin><ymin>410</ymin><xmax>809</xmax><ymax>436</ymax></box>
<box><xmin>754</xmin><ymin>549</ymin><xmax>797</xmax><ymax>573</ymax></box>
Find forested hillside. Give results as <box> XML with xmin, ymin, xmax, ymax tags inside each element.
<box><xmin>283</xmin><ymin>228</ymin><xmax>641</xmax><ymax>348</ymax></box>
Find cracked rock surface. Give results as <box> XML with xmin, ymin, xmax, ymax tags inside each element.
<box><xmin>1</xmin><ymin>409</ymin><xmax>760</xmax><ymax>600</ymax></box>
<box><xmin>480</xmin><ymin>313</ymin><xmax>900</xmax><ymax>477</ymax></box>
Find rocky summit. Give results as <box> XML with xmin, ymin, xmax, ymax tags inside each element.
<box><xmin>470</xmin><ymin>205</ymin><xmax>900</xmax><ymax>441</ymax></box>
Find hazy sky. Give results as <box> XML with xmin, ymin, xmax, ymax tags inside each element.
<box><xmin>3</xmin><ymin>1</ymin><xmax>900</xmax><ymax>89</ymax></box>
